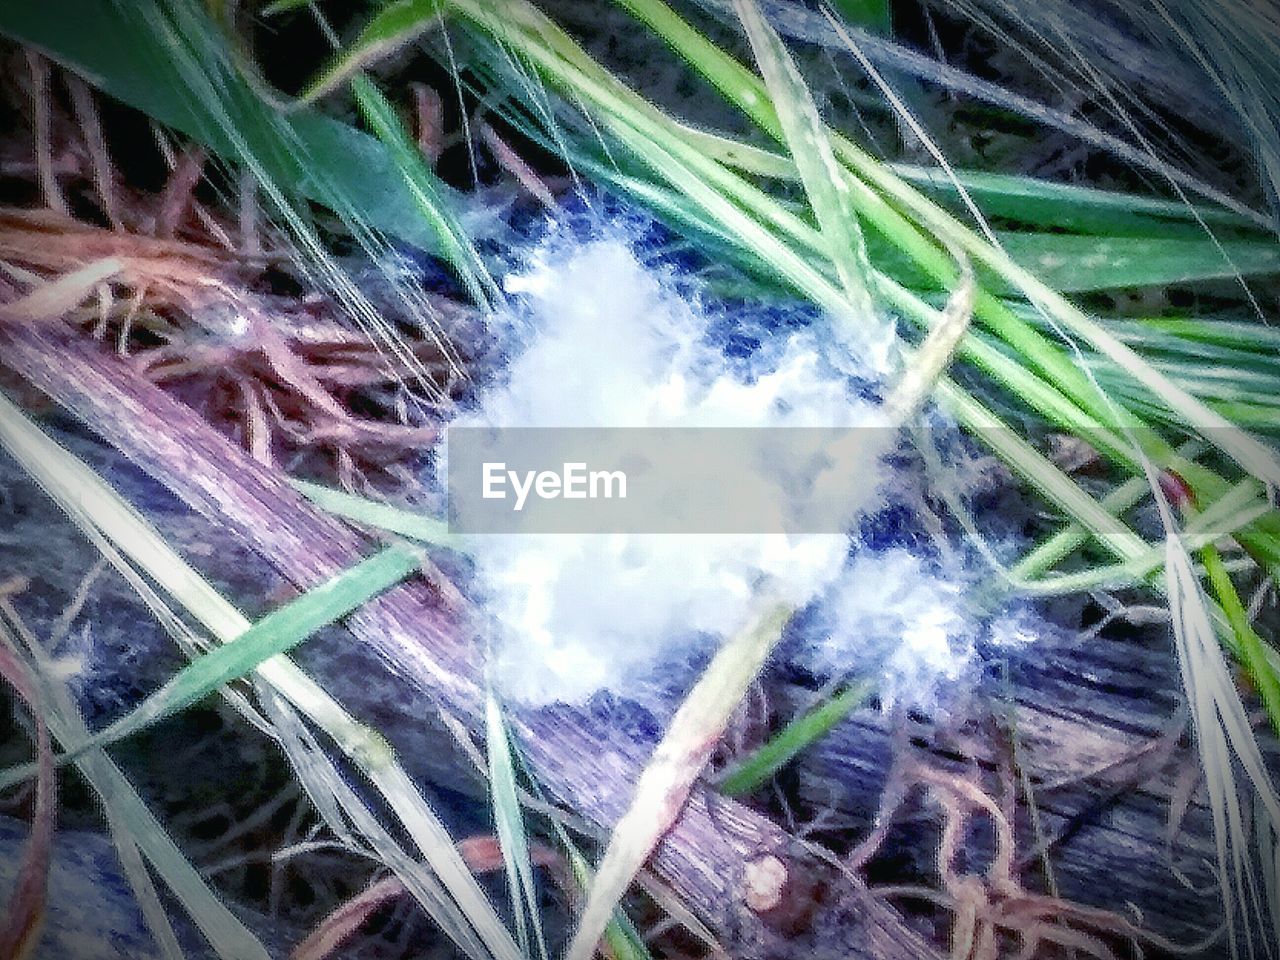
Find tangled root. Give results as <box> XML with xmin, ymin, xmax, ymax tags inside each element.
<box><xmin>1</xmin><ymin>54</ymin><xmax>474</xmax><ymax>490</ymax></box>
<box><xmin>847</xmin><ymin>753</ymin><xmax>1220</xmax><ymax>960</ymax></box>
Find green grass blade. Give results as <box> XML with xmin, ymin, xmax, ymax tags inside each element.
<box><xmin>1201</xmin><ymin>544</ymin><xmax>1280</xmax><ymax>738</ymax></box>
<box><xmin>733</xmin><ymin>0</ymin><xmax>878</xmax><ymax>329</ymax></box>
<box><xmin>484</xmin><ymin>686</ymin><xmax>549</xmax><ymax>960</ymax></box>
<box><xmin>351</xmin><ymin>73</ymin><xmax>499</xmax><ymax>307</ymax></box>
<box><xmin>1016</xmin><ymin>482</ymin><xmax>1271</xmax><ymax>595</ymax></box>
<box><xmin>717</xmin><ymin>680</ymin><xmax>873</xmax><ymax>796</ymax></box>
<box><xmin>79</xmin><ymin>544</ymin><xmax>422</xmax><ymax>756</ymax></box>
<box><xmin>994</xmin><ymin>233</ymin><xmax>1280</xmax><ymax>292</ymax></box>
<box><xmin>1008</xmin><ymin>440</ymin><xmax>1208</xmax><ymax>582</ymax></box>
<box><xmin>641</xmin><ymin>128</ymin><xmax>1253</xmax><ymax>237</ymax></box>
<box><xmin>892</xmin><ymin>164</ymin><xmax>1261</xmax><ymax>234</ymax></box>
<box><xmin>302</xmin><ymin>0</ymin><xmax>445</xmax><ymax>102</ymax></box>
<box><xmin>292</xmin><ymin>480</ymin><xmax>460</xmax><ymax>547</ymax></box>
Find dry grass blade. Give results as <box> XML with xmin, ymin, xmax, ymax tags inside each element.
<box><xmin>291</xmin><ymin>876</ymin><xmax>406</xmax><ymax>960</ymax></box>
<box><xmin>882</xmin><ymin>258</ymin><xmax>975</xmax><ymax>422</ymax></box>
<box><xmin>0</xmin><ymin>641</ymin><xmax>54</xmax><ymax>960</ymax></box>
<box><xmin>565</xmin><ymin>602</ymin><xmax>791</xmax><ymax>960</ymax></box>
<box><xmin>0</xmin><ymin>258</ymin><xmax>124</xmax><ymax>322</ymax></box>
<box><xmin>1165</xmin><ymin>526</ymin><xmax>1280</xmax><ymax>958</ymax></box>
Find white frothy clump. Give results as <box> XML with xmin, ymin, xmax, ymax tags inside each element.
<box><xmin>459</xmin><ymin>235</ymin><xmax>1028</xmax><ymax>709</ymax></box>
<box><xmin>800</xmin><ymin>551</ymin><xmax>972</xmax><ymax>709</ymax></box>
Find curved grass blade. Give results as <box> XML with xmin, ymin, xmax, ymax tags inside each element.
<box><xmin>565</xmin><ymin>603</ymin><xmax>791</xmax><ymax>960</ymax></box>
<box><xmin>301</xmin><ymin>0</ymin><xmax>444</xmax><ymax>102</ymax></box>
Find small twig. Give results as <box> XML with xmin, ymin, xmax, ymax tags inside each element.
<box><xmin>154</xmin><ymin>146</ymin><xmax>208</xmax><ymax>240</ymax></box>
<box><xmin>65</xmin><ymin>75</ymin><xmax>123</xmax><ymax>230</ymax></box>
<box><xmin>479</xmin><ymin>121</ymin><xmax>558</xmax><ymax>208</ymax></box>
<box><xmin>411</xmin><ymin>83</ymin><xmax>445</xmax><ymax>165</ymax></box>
<box><xmin>25</xmin><ymin>52</ymin><xmax>68</xmax><ymax>218</ymax></box>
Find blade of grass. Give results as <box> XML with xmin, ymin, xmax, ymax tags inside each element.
<box><xmin>993</xmin><ymin>233</ymin><xmax>1280</xmax><ymax>292</ymax></box>
<box><xmin>1008</xmin><ymin>440</ymin><xmax>1208</xmax><ymax>583</ymax></box>
<box><xmin>714</xmin><ymin>0</ymin><xmax>1269</xmax><ymax>227</ymax></box>
<box><xmin>0</xmin><ymin>258</ymin><xmax>123</xmax><ymax>323</ymax></box>
<box><xmin>830</xmin><ymin>0</ymin><xmax>891</xmax><ymax>34</ymax></box>
<box><xmin>301</xmin><ymin>0</ymin><xmax>445</xmax><ymax>102</ymax></box>
<box><xmin>819</xmin><ymin>11</ymin><xmax>1280</xmax><ymax>489</ymax></box>
<box><xmin>1016</xmin><ymin>482</ymin><xmax>1271</xmax><ymax>595</ymax></box>
<box><xmin>351</xmin><ymin>74</ymin><xmax>499</xmax><ymax>307</ymax></box>
<box><xmin>484</xmin><ymin>682</ymin><xmax>549</xmax><ymax>960</ymax></box>
<box><xmin>290</xmin><ymin>876</ymin><xmax>407</xmax><ymax>960</ymax></box>
<box><xmin>717</xmin><ymin>679</ymin><xmax>873</xmax><ymax>796</ymax></box>
<box><xmin>882</xmin><ymin>259</ymin><xmax>975</xmax><ymax>420</ymax></box>
<box><xmin>565</xmin><ymin>602</ymin><xmax>791</xmax><ymax>960</ymax></box>
<box><xmin>625</xmin><ymin>124</ymin><xmax>1258</xmax><ymax>236</ymax></box>
<box><xmin>733</xmin><ymin>0</ymin><xmax>877</xmax><ymax>330</ymax></box>
<box><xmin>291</xmin><ymin>479</ymin><xmax>459</xmax><ymax>547</ymax></box>
<box><xmin>64</xmin><ymin>543</ymin><xmax>422</xmax><ymax>761</ymax></box>
<box><xmin>889</xmin><ymin>164</ymin><xmax>1262</xmax><ymax>234</ymax></box>
<box><xmin>1200</xmin><ymin>544</ymin><xmax>1280</xmax><ymax>738</ymax></box>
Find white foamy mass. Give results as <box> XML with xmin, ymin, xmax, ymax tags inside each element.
<box><xmin>455</xmin><ymin>234</ymin><xmax>1024</xmax><ymax>709</ymax></box>
<box><xmin>798</xmin><ymin>549</ymin><xmax>1034</xmax><ymax>710</ymax></box>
